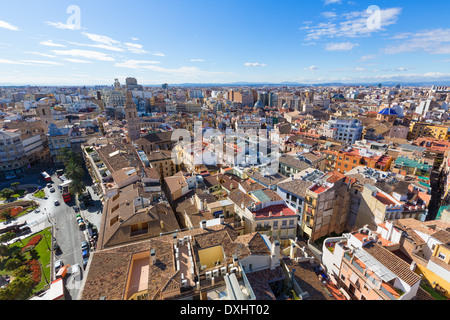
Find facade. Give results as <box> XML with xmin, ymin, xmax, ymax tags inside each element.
<box><xmin>408</xmin><ymin>122</ymin><xmax>449</xmax><ymax>141</ymax></box>
<box><xmin>47</xmin><ymin>123</ymin><xmax>89</xmax><ymax>164</ymax></box>
<box><xmin>334</xmin><ymin>149</ymin><xmax>393</xmax><ymax>174</ymax></box>
<box><xmin>322</xmin><ymin>226</ymin><xmax>422</xmax><ymax>300</ymax></box>
<box><xmin>355</xmin><ymin>185</ymin><xmax>406</xmax><ymax>230</ymax></box>
<box><xmin>325</xmin><ymin>118</ymin><xmax>363</xmax><ymax>144</ymax></box>
<box><xmin>302</xmin><ymin>171</ymin><xmax>353</xmax><ymax>242</ymax></box>
<box><xmin>0</xmin><ymin>130</ymin><xmax>27</xmax><ymax>178</ymax></box>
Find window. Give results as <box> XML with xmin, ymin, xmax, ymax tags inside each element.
<box><xmin>438</xmin><ymin>252</ymin><xmax>446</xmax><ymax>260</ymax></box>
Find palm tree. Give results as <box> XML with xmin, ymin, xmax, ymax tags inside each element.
<box><xmin>69</xmin><ymin>179</ymin><xmax>86</xmax><ymax>197</ymax></box>
<box><xmin>65</xmin><ymin>160</ymin><xmax>85</xmax><ymax>182</ymax></box>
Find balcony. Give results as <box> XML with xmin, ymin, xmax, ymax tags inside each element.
<box><xmin>255</xmin><ymin>225</ymin><xmax>272</xmax><ymax>232</ymax></box>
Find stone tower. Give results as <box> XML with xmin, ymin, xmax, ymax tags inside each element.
<box><xmin>125</xmin><ymin>92</ymin><xmax>140</xmax><ymax>141</ymax></box>
<box><xmin>35</xmin><ymin>100</ymin><xmax>54</xmax><ymax>134</ymax></box>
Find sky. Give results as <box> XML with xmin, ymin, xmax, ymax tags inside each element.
<box><xmin>0</xmin><ymin>0</ymin><xmax>450</xmax><ymax>86</ymax></box>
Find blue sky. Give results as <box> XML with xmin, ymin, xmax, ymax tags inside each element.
<box><xmin>0</xmin><ymin>0</ymin><xmax>450</xmax><ymax>85</ymax></box>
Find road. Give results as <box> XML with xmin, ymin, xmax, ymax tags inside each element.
<box><xmin>1</xmin><ymin>168</ymin><xmax>103</xmax><ymax>300</ymax></box>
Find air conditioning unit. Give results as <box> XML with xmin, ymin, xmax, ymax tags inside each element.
<box><xmin>205</xmin><ymin>271</ymin><xmax>212</xmax><ymax>279</ymax></box>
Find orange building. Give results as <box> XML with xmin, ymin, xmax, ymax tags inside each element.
<box><xmin>335</xmin><ymin>149</ymin><xmax>393</xmax><ymax>174</ymax></box>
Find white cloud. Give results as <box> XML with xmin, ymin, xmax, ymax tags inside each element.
<box><xmin>303</xmin><ymin>7</ymin><xmax>402</xmax><ymax>41</ymax></box>
<box><xmin>0</xmin><ymin>59</ymin><xmax>27</xmax><ymax>65</ymax></box>
<box><xmin>321</xmin><ymin>12</ymin><xmax>337</xmax><ymax>19</ymax></box>
<box><xmin>82</xmin><ymin>32</ymin><xmax>119</xmax><ymax>46</ymax></box>
<box><xmin>80</xmin><ymin>32</ymin><xmax>150</xmax><ymax>54</ymax></box>
<box><xmin>114</xmin><ymin>60</ymin><xmax>161</xmax><ymax>69</ymax></box>
<box><xmin>45</xmin><ymin>21</ymin><xmax>79</xmax><ymax>30</ymax></box>
<box><xmin>0</xmin><ymin>59</ymin><xmax>60</xmax><ymax>66</ymax></box>
<box><xmin>305</xmin><ymin>65</ymin><xmax>319</xmax><ymax>72</ymax></box>
<box><xmin>115</xmin><ymin>60</ymin><xmax>236</xmax><ymax>80</ymax></box>
<box><xmin>244</xmin><ymin>62</ymin><xmax>267</xmax><ymax>67</ymax></box>
<box><xmin>191</xmin><ymin>59</ymin><xmax>205</xmax><ymax>62</ymax></box>
<box><xmin>24</xmin><ymin>52</ymin><xmax>56</xmax><ymax>58</ymax></box>
<box><xmin>359</xmin><ymin>54</ymin><xmax>377</xmax><ymax>61</ymax></box>
<box><xmin>40</xmin><ymin>40</ymin><xmax>66</xmax><ymax>48</ymax></box>
<box><xmin>20</xmin><ymin>60</ymin><xmax>62</xmax><ymax>66</ymax></box>
<box><xmin>63</xmin><ymin>58</ymin><xmax>92</xmax><ymax>64</ymax></box>
<box><xmin>384</xmin><ymin>28</ymin><xmax>450</xmax><ymax>55</ymax></box>
<box><xmin>325</xmin><ymin>42</ymin><xmax>358</xmax><ymax>51</ymax></box>
<box><xmin>324</xmin><ymin>0</ymin><xmax>342</xmax><ymax>5</ymax></box>
<box><xmin>52</xmin><ymin>49</ymin><xmax>115</xmax><ymax>61</ymax></box>
<box><xmin>124</xmin><ymin>42</ymin><xmax>148</xmax><ymax>54</ymax></box>
<box><xmin>0</xmin><ymin>20</ymin><xmax>19</xmax><ymax>31</ymax></box>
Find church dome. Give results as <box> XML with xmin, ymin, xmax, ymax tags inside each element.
<box><xmin>378</xmin><ymin>107</ymin><xmax>398</xmax><ymax>116</ymax></box>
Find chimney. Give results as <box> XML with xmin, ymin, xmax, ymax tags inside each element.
<box><xmin>232</xmin><ymin>254</ymin><xmax>239</xmax><ymax>267</ymax></box>
<box><xmin>219</xmin><ymin>214</ymin><xmax>225</xmax><ymax>224</ymax></box>
<box><xmin>150</xmin><ymin>249</ymin><xmax>156</xmax><ymax>265</ymax></box>
<box><xmin>173</xmin><ymin>233</ymin><xmax>177</xmax><ymax>245</ymax></box>
<box><xmin>269</xmin><ymin>211</ymin><xmax>272</xmax><ymax>217</ymax></box>
<box><xmin>271</xmin><ymin>241</ymin><xmax>280</xmax><ymax>270</ymax></box>
<box><xmin>201</xmin><ymin>220</ymin><xmax>207</xmax><ymax>229</ymax></box>
<box><xmin>160</xmin><ymin>220</ymin><xmax>164</xmax><ymax>230</ymax></box>
<box><xmin>290</xmin><ymin>242</ymin><xmax>297</xmax><ymax>259</ymax></box>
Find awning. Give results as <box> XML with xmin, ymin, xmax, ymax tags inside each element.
<box><xmin>349</xmin><ymin>272</ymin><xmax>359</xmax><ymax>284</ymax></box>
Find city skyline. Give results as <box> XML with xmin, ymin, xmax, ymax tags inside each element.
<box><xmin>1</xmin><ymin>0</ymin><xmax>450</xmax><ymax>85</ymax></box>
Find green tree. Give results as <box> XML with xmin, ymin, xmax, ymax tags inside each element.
<box><xmin>0</xmin><ymin>244</ymin><xmax>9</xmax><ymax>257</ymax></box>
<box><xmin>0</xmin><ymin>232</ymin><xmax>15</xmax><ymax>244</ymax></box>
<box><xmin>0</xmin><ymin>210</ymin><xmax>11</xmax><ymax>221</ymax></box>
<box><xmin>65</xmin><ymin>160</ymin><xmax>85</xmax><ymax>181</ymax></box>
<box><xmin>69</xmin><ymin>179</ymin><xmax>86</xmax><ymax>197</ymax></box>
<box><xmin>13</xmin><ymin>265</ymin><xmax>29</xmax><ymax>278</ymax></box>
<box><xmin>0</xmin><ymin>188</ymin><xmax>15</xmax><ymax>200</ymax></box>
<box><xmin>10</xmin><ymin>182</ymin><xmax>20</xmax><ymax>190</ymax></box>
<box><xmin>5</xmin><ymin>258</ymin><xmax>22</xmax><ymax>271</ymax></box>
<box><xmin>3</xmin><ymin>276</ymin><xmax>34</xmax><ymax>300</ymax></box>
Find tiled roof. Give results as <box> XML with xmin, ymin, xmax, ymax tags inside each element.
<box><xmin>277</xmin><ymin>179</ymin><xmax>314</xmax><ymax>198</ymax></box>
<box><xmin>279</xmin><ymin>154</ymin><xmax>310</xmax><ymax>171</ymax></box>
<box><xmin>244</xmin><ymin>266</ymin><xmax>285</xmax><ymax>300</ymax></box>
<box><xmin>363</xmin><ymin>242</ymin><xmax>421</xmax><ymax>287</ymax></box>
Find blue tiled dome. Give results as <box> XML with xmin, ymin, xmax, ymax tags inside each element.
<box><xmin>378</xmin><ymin>107</ymin><xmax>398</xmax><ymax>115</ymax></box>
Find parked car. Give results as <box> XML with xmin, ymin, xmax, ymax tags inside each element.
<box><xmin>53</xmin><ymin>241</ymin><xmax>62</xmax><ymax>255</ymax></box>
<box><xmin>16</xmin><ymin>225</ymin><xmax>31</xmax><ymax>236</ymax></box>
<box><xmin>73</xmin><ymin>206</ymin><xmax>80</xmax><ymax>213</ymax></box>
<box><xmin>82</xmin><ymin>256</ymin><xmax>89</xmax><ymax>269</ymax></box>
<box><xmin>82</xmin><ymin>248</ymin><xmax>89</xmax><ymax>259</ymax></box>
<box><xmin>54</xmin><ymin>200</ymin><xmax>60</xmax><ymax>206</ymax></box>
<box><xmin>54</xmin><ymin>260</ymin><xmax>64</xmax><ymax>273</ymax></box>
<box><xmin>50</xmin><ymin>187</ymin><xmax>55</xmax><ymax>193</ymax></box>
<box><xmin>70</xmin><ymin>264</ymin><xmax>82</xmax><ymax>281</ymax></box>
<box><xmin>81</xmin><ymin>240</ymin><xmax>89</xmax><ymax>251</ymax></box>
<box><xmin>46</xmin><ymin>183</ymin><xmax>52</xmax><ymax>188</ymax></box>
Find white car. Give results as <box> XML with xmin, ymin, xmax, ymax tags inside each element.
<box><xmin>54</xmin><ymin>260</ymin><xmax>64</xmax><ymax>273</ymax></box>
<box><xmin>69</xmin><ymin>264</ymin><xmax>82</xmax><ymax>281</ymax></box>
